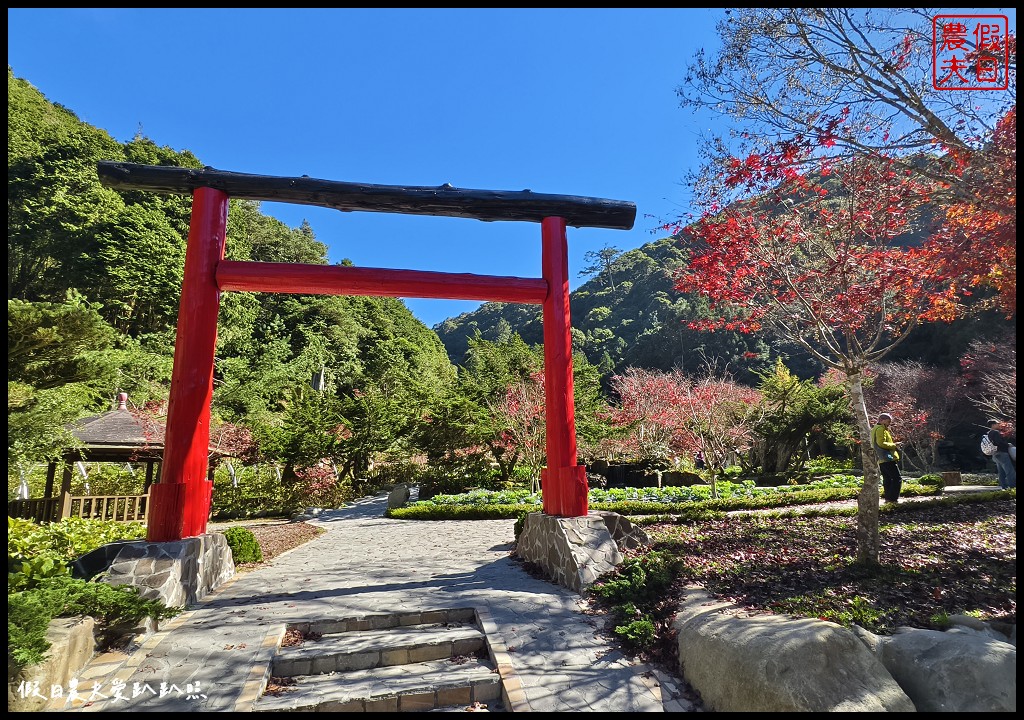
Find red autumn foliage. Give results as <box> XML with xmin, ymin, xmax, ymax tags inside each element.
<box><xmin>676</xmin><ymin>146</ymin><xmax>957</xmax><ymax>359</ymax></box>
<box><xmin>928</xmin><ymin>106</ymin><xmax>1016</xmax><ymax>316</ymax></box>
<box><xmin>489</xmin><ymin>371</ymin><xmax>547</xmax><ymax>481</ymax></box>
<box><xmin>604</xmin><ymin>367</ymin><xmax>762</xmax><ymax>471</ymax></box>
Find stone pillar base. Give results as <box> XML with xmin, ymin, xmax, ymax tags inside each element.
<box><xmin>102</xmin><ymin>533</ymin><xmax>235</xmax><ymax>607</ymax></box>
<box><xmin>515</xmin><ymin>512</ymin><xmax>649</xmax><ymax>593</ymax></box>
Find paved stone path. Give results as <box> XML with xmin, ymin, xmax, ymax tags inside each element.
<box><xmin>53</xmin><ymin>492</ymin><xmax>699</xmax><ymax>712</ymax></box>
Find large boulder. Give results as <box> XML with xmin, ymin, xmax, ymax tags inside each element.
<box><xmin>387</xmin><ymin>483</ymin><xmax>411</xmax><ymax>510</ymax></box>
<box><xmin>661</xmin><ymin>470</ymin><xmax>705</xmax><ymax>487</ymax></box>
<box><xmin>855</xmin><ymin>625</ymin><xmax>1016</xmax><ymax>712</ymax></box>
<box><xmin>672</xmin><ymin>587</ymin><xmax>915</xmax><ymax>712</ymax></box>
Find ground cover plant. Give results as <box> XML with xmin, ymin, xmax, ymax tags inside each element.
<box><xmin>7</xmin><ymin>517</ymin><xmax>176</xmax><ymax>670</ymax></box>
<box><xmin>9</xmin><ymin>575</ymin><xmax>182</xmax><ymax>669</ymax></box>
<box><xmin>387</xmin><ymin>474</ymin><xmax>949</xmax><ymax>521</ymax></box>
<box><xmin>8</xmin><ymin>516</ymin><xmax>146</xmax><ymax>590</ymax></box>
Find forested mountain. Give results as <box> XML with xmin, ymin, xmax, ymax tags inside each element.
<box><xmin>436</xmin><ymin>238</ymin><xmax>815</xmax><ymax>384</ymax></box>
<box><xmin>8</xmin><ymin>68</ymin><xmax>454</xmax><ymax>478</ymax></box>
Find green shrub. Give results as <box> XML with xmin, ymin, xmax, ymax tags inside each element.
<box><xmin>8</xmin><ymin>517</ymin><xmax>146</xmax><ymax>591</ymax></box>
<box><xmin>383</xmin><ymin>476</ymin><xmax>1007</xmax><ymax>523</ymax></box>
<box><xmin>357</xmin><ymin>460</ymin><xmax>426</xmax><ymax>496</ymax></box>
<box><xmin>614</xmin><ymin>614</ymin><xmax>657</xmax><ymax>650</ymax></box>
<box><xmin>591</xmin><ymin>551</ymin><xmax>678</xmax><ymax>606</ymax></box>
<box><xmin>514</xmin><ymin>511</ymin><xmax>531</xmax><ymax>540</ymax></box>
<box><xmin>421</xmin><ymin>488</ymin><xmax>540</xmax><ymax>506</ymax></box>
<box><xmin>211</xmin><ymin>463</ymin><xmax>356</xmax><ymax>520</ymax></box>
<box><xmin>222</xmin><ymin>526</ymin><xmax>263</xmax><ymax>564</ymax></box>
<box><xmin>8</xmin><ymin>553</ymin><xmax>70</xmax><ymax>591</ymax></box>
<box><xmin>388</xmin><ymin>503</ymin><xmax>533</xmax><ymax>521</ymax></box>
<box><xmin>915</xmin><ymin>473</ymin><xmax>945</xmax><ymax>490</ymax></box>
<box><xmin>960</xmin><ymin>473</ymin><xmax>999</xmax><ymax>486</ymax></box>
<box><xmin>8</xmin><ymin>591</ymin><xmax>50</xmax><ymax>669</ymax></box>
<box><xmin>8</xmin><ymin>575</ymin><xmax>182</xmax><ymax>670</ymax></box>
<box><xmin>416</xmin><ymin>470</ymin><xmax>489</xmax><ymax>501</ymax></box>
<box><xmin>805</xmin><ymin>456</ymin><xmax>855</xmax><ymax>475</ymax></box>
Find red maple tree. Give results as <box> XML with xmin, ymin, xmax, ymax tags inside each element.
<box><xmin>929</xmin><ymin>106</ymin><xmax>1017</xmax><ymax>317</ymax></box>
<box><xmin>861</xmin><ymin>361</ymin><xmax>961</xmax><ymax>472</ymax></box>
<box><xmin>488</xmin><ymin>371</ymin><xmax>547</xmax><ymax>492</ymax></box>
<box><xmin>674</xmin><ymin>370</ymin><xmax>764</xmax><ymax>498</ymax></box>
<box><xmin>605</xmin><ymin>366</ymin><xmax>762</xmax><ymax>497</ymax></box>
<box><xmin>674</xmin><ymin>145</ymin><xmax>965</xmax><ymax>565</ymax></box>
<box><xmin>605</xmin><ymin>367</ymin><xmax>691</xmax><ymax>463</ymax></box>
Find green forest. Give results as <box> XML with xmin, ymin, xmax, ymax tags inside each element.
<box><xmin>7</xmin><ymin>66</ymin><xmax>1016</xmax><ymax>514</ymax></box>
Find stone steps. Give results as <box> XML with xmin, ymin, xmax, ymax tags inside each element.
<box><xmin>253</xmin><ymin>608</ymin><xmax>505</xmax><ymax>712</ymax></box>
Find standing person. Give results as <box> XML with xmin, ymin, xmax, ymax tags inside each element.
<box><xmin>987</xmin><ymin>419</ymin><xmax>1016</xmax><ymax>489</ymax></box>
<box><xmin>872</xmin><ymin>412</ymin><xmax>903</xmax><ymax>504</ymax></box>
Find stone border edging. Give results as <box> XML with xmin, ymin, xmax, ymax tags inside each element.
<box><xmin>233</xmin><ymin>624</ymin><xmax>288</xmax><ymax>711</ymax></box>
<box><xmin>474</xmin><ymin>605</ymin><xmax>530</xmax><ymax>712</ymax></box>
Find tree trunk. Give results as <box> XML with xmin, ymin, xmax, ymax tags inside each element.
<box><xmin>485</xmin><ymin>442</ymin><xmax>517</xmax><ymax>484</ymax></box>
<box><xmin>845</xmin><ymin>371</ymin><xmax>880</xmax><ymax>566</ymax></box>
<box><xmin>929</xmin><ymin>438</ymin><xmax>940</xmax><ymax>471</ymax></box>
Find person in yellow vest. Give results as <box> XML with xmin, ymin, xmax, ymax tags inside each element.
<box><xmin>872</xmin><ymin>412</ymin><xmax>903</xmax><ymax>504</ymax></box>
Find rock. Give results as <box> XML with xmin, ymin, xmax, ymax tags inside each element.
<box><xmin>673</xmin><ymin>587</ymin><xmax>1016</xmax><ymax>713</ymax></box>
<box><xmin>947</xmin><ymin>614</ymin><xmax>1016</xmax><ymax>644</ymax></box>
<box><xmin>387</xmin><ymin>483</ymin><xmax>411</xmax><ymax>510</ymax></box>
<box><xmin>672</xmin><ymin>587</ymin><xmax>915</xmax><ymax>712</ymax></box>
<box><xmin>856</xmin><ymin>625</ymin><xmax>1016</xmax><ymax>712</ymax></box>
<box><xmin>661</xmin><ymin>470</ymin><xmax>705</xmax><ymax>487</ymax></box>
<box><xmin>8</xmin><ymin>616</ymin><xmax>96</xmax><ymax>712</ymax></box>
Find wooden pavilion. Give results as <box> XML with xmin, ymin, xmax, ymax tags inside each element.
<box><xmin>11</xmin><ymin>393</ymin><xmax>166</xmax><ymax>523</ymax></box>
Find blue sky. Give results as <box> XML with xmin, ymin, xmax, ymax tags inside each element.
<box><xmin>10</xmin><ymin>8</ymin><xmax>1015</xmax><ymax>329</ymax></box>
<box><xmin>8</xmin><ymin>8</ymin><xmax>722</xmax><ymax>327</ymax></box>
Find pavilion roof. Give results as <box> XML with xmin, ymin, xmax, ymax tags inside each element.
<box><xmin>62</xmin><ymin>393</ymin><xmax>232</xmax><ymax>463</ymax></box>
<box><xmin>62</xmin><ymin>394</ymin><xmax>165</xmax><ymax>462</ymax></box>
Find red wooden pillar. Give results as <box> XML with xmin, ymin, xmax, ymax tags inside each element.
<box><xmin>147</xmin><ymin>187</ymin><xmax>228</xmax><ymax>542</ymax></box>
<box><xmin>540</xmin><ymin>217</ymin><xmax>588</xmax><ymax>517</ymax></box>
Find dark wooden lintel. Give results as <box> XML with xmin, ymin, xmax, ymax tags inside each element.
<box><xmin>96</xmin><ymin>162</ymin><xmax>636</xmax><ymax>230</ymax></box>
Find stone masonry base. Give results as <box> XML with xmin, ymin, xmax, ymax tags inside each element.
<box><xmin>103</xmin><ymin>533</ymin><xmax>236</xmax><ymax>607</ymax></box>
<box><xmin>515</xmin><ymin>512</ymin><xmax>649</xmax><ymax>593</ymax></box>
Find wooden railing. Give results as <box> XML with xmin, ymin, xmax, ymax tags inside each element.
<box><xmin>7</xmin><ymin>497</ymin><xmax>64</xmax><ymax>523</ymax></box>
<box><xmin>68</xmin><ymin>494</ymin><xmax>148</xmax><ymax>522</ymax></box>
<box><xmin>8</xmin><ymin>494</ymin><xmax>148</xmax><ymax>523</ymax></box>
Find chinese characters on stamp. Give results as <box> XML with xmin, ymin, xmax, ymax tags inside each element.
<box><xmin>933</xmin><ymin>14</ymin><xmax>1010</xmax><ymax>90</ymax></box>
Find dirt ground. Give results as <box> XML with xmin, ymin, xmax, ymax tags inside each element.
<box><xmin>209</xmin><ymin>519</ymin><xmax>325</xmax><ymax>563</ymax></box>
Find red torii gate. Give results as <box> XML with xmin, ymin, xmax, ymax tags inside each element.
<box><xmin>96</xmin><ymin>162</ymin><xmax>636</xmax><ymax>542</ymax></box>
